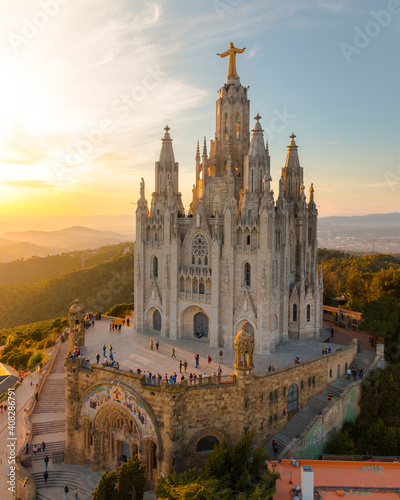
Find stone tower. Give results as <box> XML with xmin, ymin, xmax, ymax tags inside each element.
<box><xmin>134</xmin><ymin>45</ymin><xmax>323</xmax><ymax>353</ymax></box>
<box><xmin>68</xmin><ymin>299</ymin><xmax>85</xmax><ymax>352</ymax></box>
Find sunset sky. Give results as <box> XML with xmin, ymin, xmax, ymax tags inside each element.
<box><xmin>0</xmin><ymin>0</ymin><xmax>399</xmax><ymax>220</ymax></box>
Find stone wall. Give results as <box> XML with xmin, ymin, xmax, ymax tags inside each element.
<box><xmin>64</xmin><ymin>341</ymin><xmax>357</xmax><ymax>482</ymax></box>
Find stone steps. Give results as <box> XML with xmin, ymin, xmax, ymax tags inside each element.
<box><xmin>33</xmin><ymin>470</ymin><xmax>98</xmax><ymax>500</ymax></box>
<box><xmin>27</xmin><ymin>441</ymin><xmax>66</xmax><ymax>461</ymax></box>
<box><xmin>32</xmin><ymin>420</ymin><xmax>65</xmax><ymax>435</ymax></box>
<box><xmin>265</xmin><ymin>349</ymin><xmax>377</xmax><ymax>458</ymax></box>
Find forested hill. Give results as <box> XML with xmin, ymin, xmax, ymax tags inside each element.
<box><xmin>0</xmin><ymin>250</ymin><xmax>134</xmax><ymax>329</ymax></box>
<box><xmin>318</xmin><ymin>249</ymin><xmax>400</xmax><ymax>309</ymax></box>
<box><xmin>0</xmin><ymin>242</ymin><xmax>132</xmax><ymax>286</ymax></box>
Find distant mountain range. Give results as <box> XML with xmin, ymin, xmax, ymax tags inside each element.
<box><xmin>0</xmin><ymin>212</ymin><xmax>399</xmax><ymax>262</ymax></box>
<box><xmin>0</xmin><ymin>226</ymin><xmax>132</xmax><ymax>262</ymax></box>
<box><xmin>318</xmin><ymin>212</ymin><xmax>400</xmax><ymax>253</ymax></box>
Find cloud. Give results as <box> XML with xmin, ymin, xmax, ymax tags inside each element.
<box><xmin>248</xmin><ymin>42</ymin><xmax>261</xmax><ymax>59</ymax></box>
<box><xmin>1</xmin><ymin>180</ymin><xmax>69</xmax><ymax>189</ymax></box>
<box><xmin>363</xmin><ymin>181</ymin><xmax>400</xmax><ymax>188</ymax></box>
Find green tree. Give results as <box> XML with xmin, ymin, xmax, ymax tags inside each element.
<box><xmin>156</xmin><ymin>430</ymin><xmax>279</xmax><ymax>499</ymax></box>
<box><xmin>117</xmin><ymin>455</ymin><xmax>146</xmax><ymax>500</ymax></box>
<box><xmin>92</xmin><ymin>470</ymin><xmax>118</xmax><ymax>500</ymax></box>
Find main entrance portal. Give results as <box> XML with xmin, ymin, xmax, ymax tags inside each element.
<box><xmin>194</xmin><ymin>312</ymin><xmax>209</xmax><ymax>337</ymax></box>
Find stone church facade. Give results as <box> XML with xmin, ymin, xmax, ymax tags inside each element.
<box><xmin>134</xmin><ymin>55</ymin><xmax>323</xmax><ymax>353</ymax></box>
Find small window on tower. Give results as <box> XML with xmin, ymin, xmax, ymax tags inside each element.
<box><xmin>224</xmin><ymin>113</ymin><xmax>228</xmax><ymax>140</ymax></box>
<box><xmin>246</xmin><ymin>235</ymin><xmax>251</xmax><ymax>246</ymax></box>
<box><xmin>236</xmin><ymin>112</ymin><xmax>240</xmax><ymax>140</ymax></box>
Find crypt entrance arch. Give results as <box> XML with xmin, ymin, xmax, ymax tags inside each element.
<box><xmin>180</xmin><ymin>305</ymin><xmax>210</xmax><ymax>339</ymax></box>
<box><xmin>78</xmin><ymin>382</ymin><xmax>161</xmax><ymax>484</ymax></box>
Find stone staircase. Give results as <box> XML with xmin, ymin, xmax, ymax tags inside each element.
<box><xmin>32</xmin><ymin>468</ymin><xmax>102</xmax><ymax>500</ymax></box>
<box><xmin>265</xmin><ymin>349</ymin><xmax>377</xmax><ymax>458</ymax></box>
<box><xmin>28</xmin><ymin>441</ymin><xmax>66</xmax><ymax>462</ymax></box>
<box><xmin>33</xmin><ymin>379</ymin><xmax>65</xmax><ymax>413</ymax></box>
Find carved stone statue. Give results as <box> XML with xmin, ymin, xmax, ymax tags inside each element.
<box><xmin>217</xmin><ymin>42</ymin><xmax>246</xmax><ymax>79</ymax></box>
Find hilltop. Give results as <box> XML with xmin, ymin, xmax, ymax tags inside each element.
<box><xmin>0</xmin><ymin>244</ymin><xmax>134</xmax><ymax>329</ymax></box>
<box><xmin>0</xmin><ymin>225</ymin><xmax>132</xmax><ymax>262</ymax></box>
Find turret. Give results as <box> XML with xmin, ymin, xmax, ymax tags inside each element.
<box><xmin>244</xmin><ymin>114</ymin><xmax>269</xmax><ymax>195</ymax></box>
<box><xmin>282</xmin><ymin>133</ymin><xmax>304</xmax><ymax>203</ymax></box>
<box><xmin>155</xmin><ymin>125</ymin><xmax>179</xmax><ymax>196</ymax></box>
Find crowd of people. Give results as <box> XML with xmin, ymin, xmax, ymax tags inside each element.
<box><xmin>322</xmin><ymin>346</ymin><xmax>333</xmax><ymax>355</ymax></box>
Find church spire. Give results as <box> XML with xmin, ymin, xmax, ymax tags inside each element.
<box><xmin>282</xmin><ymin>133</ymin><xmax>304</xmax><ymax>202</ymax></box>
<box><xmin>243</xmin><ymin>114</ymin><xmax>269</xmax><ymax>196</ymax></box>
<box><xmin>155</xmin><ymin>125</ymin><xmax>179</xmax><ymax>196</ymax></box>
<box><xmin>159</xmin><ymin>125</ymin><xmax>175</xmax><ymax>164</ymax></box>
<box><xmin>285</xmin><ymin>133</ymin><xmax>300</xmax><ymax>168</ymax></box>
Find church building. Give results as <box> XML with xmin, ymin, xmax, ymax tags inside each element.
<box><xmin>134</xmin><ymin>43</ymin><xmax>323</xmax><ymax>353</ymax></box>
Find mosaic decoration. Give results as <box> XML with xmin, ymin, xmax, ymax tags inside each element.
<box><xmin>81</xmin><ymin>384</ymin><xmax>157</xmax><ymax>440</ymax></box>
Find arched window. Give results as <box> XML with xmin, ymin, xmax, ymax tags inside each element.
<box><xmin>248</xmin><ymin>209</ymin><xmax>252</xmax><ymax>223</ymax></box>
<box><xmin>246</xmin><ymin>235</ymin><xmax>251</xmax><ymax>246</ymax></box>
<box><xmin>293</xmin><ymin>304</ymin><xmax>297</xmax><ymax>322</ymax></box>
<box><xmin>153</xmin><ymin>256</ymin><xmax>158</xmax><ymax>278</ymax></box>
<box><xmin>204</xmin><ymin>256</ymin><xmax>208</xmax><ymax>266</ymax></box>
<box><xmin>236</xmin><ymin>112</ymin><xmax>240</xmax><ymax>139</ymax></box>
<box><xmin>307</xmin><ymin>304</ymin><xmax>311</xmax><ymax>322</ymax></box>
<box><xmin>244</xmin><ymin>263</ymin><xmax>251</xmax><ymax>286</ymax></box>
<box><xmin>212</xmin><ymin>194</ymin><xmax>221</xmax><ymax>215</ymax></box>
<box><xmin>196</xmin><ymin>435</ymin><xmax>219</xmax><ymax>453</ymax></box>
<box><xmin>251</xmin><ymin>169</ymin><xmax>254</xmax><ymax>192</ymax></box>
<box><xmin>192</xmin><ymin>255</ymin><xmax>195</xmax><ymax>265</ymax></box>
<box><xmin>155</xmin><ymin>232</ymin><xmax>158</xmax><ymax>241</ymax></box>
<box><xmin>269</xmin><ymin>391</ymin><xmax>273</xmax><ymax>402</ymax></box>
<box><xmin>287</xmin><ymin>384</ymin><xmax>298</xmax><ymax>413</ymax></box>
<box><xmin>199</xmin><ymin>282</ymin><xmax>205</xmax><ymax>294</ymax></box>
<box><xmin>224</xmin><ymin>113</ymin><xmax>228</xmax><ymax>140</ymax></box>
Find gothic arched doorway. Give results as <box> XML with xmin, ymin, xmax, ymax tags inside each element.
<box><xmin>194</xmin><ymin>312</ymin><xmax>209</xmax><ymax>337</ymax></box>
<box><xmin>153</xmin><ymin>310</ymin><xmax>161</xmax><ymax>330</ymax></box>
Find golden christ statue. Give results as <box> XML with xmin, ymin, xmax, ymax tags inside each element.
<box><xmin>217</xmin><ymin>42</ymin><xmax>246</xmax><ymax>80</ymax></box>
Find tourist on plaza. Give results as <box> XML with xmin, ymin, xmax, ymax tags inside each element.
<box><xmin>358</xmin><ymin>368</ymin><xmax>363</xmax><ymax>379</ymax></box>
<box><xmin>207</xmin><ymin>355</ymin><xmax>212</xmax><ymax>367</ymax></box>
<box><xmin>219</xmin><ymin>350</ymin><xmax>223</xmax><ymax>362</ymax></box>
<box><xmin>126</xmin><ymin>317</ymin><xmax>130</xmax><ymax>327</ymax></box>
<box><xmin>96</xmin><ymin>353</ymin><xmax>100</xmax><ymax>364</ymax></box>
<box><xmin>103</xmin><ymin>345</ymin><xmax>106</xmax><ymax>357</ymax></box>
<box><xmin>74</xmin><ymin>487</ymin><xmax>79</xmax><ymax>499</ymax></box>
<box><xmin>271</xmin><ymin>365</ymin><xmax>275</xmax><ymax>371</ymax></box>
<box><xmin>268</xmin><ymin>364</ymin><xmax>271</xmax><ymax>372</ymax></box>
<box><xmin>195</xmin><ymin>353</ymin><xmax>200</xmax><ymax>368</ymax></box>
<box><xmin>33</xmin><ymin>445</ymin><xmax>37</xmax><ymax>455</ymax></box>
<box><xmin>156</xmin><ymin>340</ymin><xmax>159</xmax><ymax>350</ymax></box>
<box><xmin>327</xmin><ymin>393</ymin><xmax>332</xmax><ymax>401</ymax></box>
<box><xmin>25</xmin><ymin>443</ymin><xmax>29</xmax><ymax>454</ymax></box>
<box><xmin>183</xmin><ymin>360</ymin><xmax>188</xmax><ymax>373</ymax></box>
<box><xmin>44</xmin><ymin>455</ymin><xmax>49</xmax><ymax>469</ymax></box>
<box><xmin>43</xmin><ymin>470</ymin><xmax>48</xmax><ymax>484</ymax></box>
<box><xmin>347</xmin><ymin>368</ymin><xmax>351</xmax><ymax>380</ymax></box>
<box><xmin>171</xmin><ymin>348</ymin><xmax>176</xmax><ymax>359</ymax></box>
<box><xmin>217</xmin><ymin>365</ymin><xmax>222</xmax><ymax>375</ymax></box>
<box><xmin>179</xmin><ymin>361</ymin><xmax>183</xmax><ymax>373</ymax></box>
<box><xmin>352</xmin><ymin>367</ymin><xmax>357</xmax><ymax>381</ymax></box>
<box><xmin>150</xmin><ymin>339</ymin><xmax>154</xmax><ymax>350</ymax></box>
<box><xmin>109</xmin><ymin>345</ymin><xmax>113</xmax><ymax>355</ymax></box>
<box><xmin>64</xmin><ymin>485</ymin><xmax>69</xmax><ymax>499</ymax></box>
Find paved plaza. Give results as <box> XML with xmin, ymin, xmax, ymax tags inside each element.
<box><xmin>81</xmin><ymin>317</ymin><xmax>346</xmax><ymax>378</ymax></box>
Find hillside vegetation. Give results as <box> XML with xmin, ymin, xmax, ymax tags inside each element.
<box><xmin>0</xmin><ymin>318</ymin><xmax>68</xmax><ymax>371</ymax></box>
<box><xmin>318</xmin><ymin>250</ymin><xmax>400</xmax><ymax>309</ymax></box>
<box><xmin>0</xmin><ymin>242</ymin><xmax>132</xmax><ymax>285</ymax></box>
<box><xmin>0</xmin><ymin>247</ymin><xmax>134</xmax><ymax>329</ymax></box>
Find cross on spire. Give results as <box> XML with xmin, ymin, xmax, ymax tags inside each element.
<box><xmin>164</xmin><ymin>125</ymin><xmax>170</xmax><ymax>133</ymax></box>
<box><xmin>290</xmin><ymin>133</ymin><xmax>296</xmax><ymax>140</ymax></box>
<box><xmin>254</xmin><ymin>113</ymin><xmax>262</xmax><ymax>123</ymax></box>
